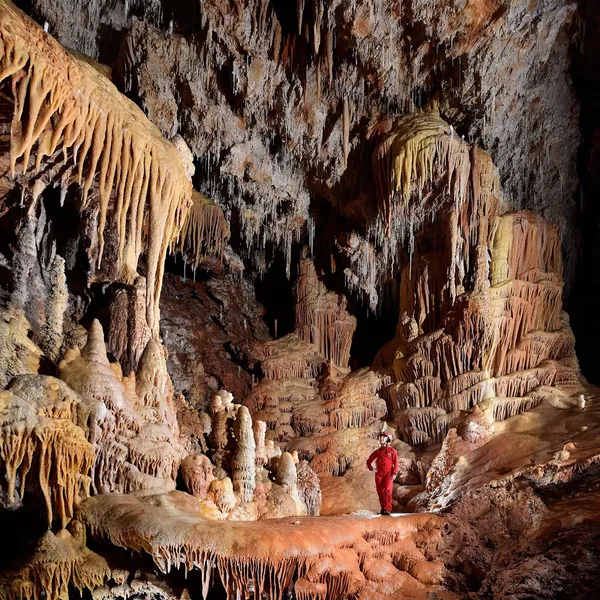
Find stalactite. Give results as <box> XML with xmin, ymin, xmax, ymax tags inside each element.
<box><xmin>371</xmin><ymin>102</ymin><xmax>471</xmax><ymax>236</ymax></box>
<box><xmin>0</xmin><ymin>378</ymin><xmax>94</xmax><ymax>528</ymax></box>
<box><xmin>172</xmin><ymin>191</ymin><xmax>230</xmax><ymax>268</ymax></box>
<box><xmin>41</xmin><ymin>255</ymin><xmax>67</xmax><ymax>362</ymax></box>
<box><xmin>325</xmin><ymin>29</ymin><xmax>333</xmax><ymax>83</ymax></box>
<box><xmin>295</xmin><ymin>579</ymin><xmax>327</xmax><ymax>600</ymax></box>
<box><xmin>0</xmin><ymin>1</ymin><xmax>193</xmax><ymax>336</ymax></box>
<box><xmin>296</xmin><ymin>0</ymin><xmax>305</xmax><ymax>34</ymax></box>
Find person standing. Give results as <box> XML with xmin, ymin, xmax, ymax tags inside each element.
<box><xmin>366</xmin><ymin>432</ymin><xmax>399</xmax><ymax>515</ymax></box>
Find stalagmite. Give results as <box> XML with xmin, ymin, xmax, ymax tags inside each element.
<box><xmin>232</xmin><ymin>406</ymin><xmax>256</xmax><ymax>503</ymax></box>
<box><xmin>181</xmin><ymin>454</ymin><xmax>215</xmax><ymax>500</ymax></box>
<box><xmin>0</xmin><ymin>0</ymin><xmax>193</xmax><ymax>335</ymax></box>
<box><xmin>254</xmin><ymin>420</ymin><xmax>268</xmax><ymax>469</ymax></box>
<box><xmin>41</xmin><ymin>255</ymin><xmax>68</xmax><ymax>362</ymax></box>
<box><xmin>209</xmin><ymin>476</ymin><xmax>236</xmax><ymax>513</ymax></box>
<box><xmin>0</xmin><ymin>308</ymin><xmax>42</xmax><ymax>388</ymax></box>
<box><xmin>276</xmin><ymin>451</ymin><xmax>298</xmax><ymax>491</ymax></box>
<box><xmin>0</xmin><ymin>529</ymin><xmax>110</xmax><ymax>600</ymax></box>
<box><xmin>293</xmin><ymin>257</ymin><xmax>356</xmax><ymax>369</ymax></box>
<box><xmin>107</xmin><ymin>277</ymin><xmax>152</xmax><ymax>375</ymax></box>
<box><xmin>10</xmin><ymin>213</ymin><xmax>36</xmax><ymax>311</ymax></box>
<box><xmin>59</xmin><ymin>320</ymin><xmax>185</xmax><ymax>494</ymax></box>
<box><xmin>296</xmin><ymin>459</ymin><xmax>322</xmax><ymax>516</ymax></box>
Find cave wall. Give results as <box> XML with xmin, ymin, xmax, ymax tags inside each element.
<box><xmin>160</xmin><ymin>270</ymin><xmax>270</xmax><ymax>411</ymax></box>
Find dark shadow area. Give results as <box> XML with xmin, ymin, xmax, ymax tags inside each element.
<box><xmin>349</xmin><ymin>300</ymin><xmax>398</xmax><ymax>370</ymax></box>
<box><xmin>253</xmin><ymin>245</ymin><xmax>298</xmax><ymax>339</ymax></box>
<box><xmin>570</xmin><ymin>0</ymin><xmax>600</xmax><ymax>384</ymax></box>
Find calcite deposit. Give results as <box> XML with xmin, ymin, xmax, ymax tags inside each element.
<box><xmin>375</xmin><ymin>106</ymin><xmax>581</xmax><ymax>448</ymax></box>
<box><xmin>0</xmin><ymin>1</ymin><xmax>599</xmax><ymax>599</ymax></box>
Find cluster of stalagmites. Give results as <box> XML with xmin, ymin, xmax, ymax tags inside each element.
<box><xmin>244</xmin><ymin>258</ymin><xmax>388</xmax><ymax>480</ymax></box>
<box><xmin>178</xmin><ymin>388</ymin><xmax>322</xmax><ymax>520</ymax></box>
<box><xmin>246</xmin><ymin>332</ymin><xmax>387</xmax><ymax>482</ymax></box>
<box><xmin>0</xmin><ymin>314</ymin><xmax>186</xmax><ymax>600</ymax></box>
<box><xmin>0</xmin><ymin>313</ymin><xmax>317</xmax><ymax>600</ymax></box>
<box><xmin>0</xmin><ymin>318</ymin><xmax>186</xmax><ymax>527</ymax></box>
<box><xmin>373</xmin><ymin>106</ymin><xmax>583</xmax><ymax>448</ymax></box>
<box><xmin>0</xmin><ymin>310</ymin><xmax>316</xmax><ymax>521</ymax></box>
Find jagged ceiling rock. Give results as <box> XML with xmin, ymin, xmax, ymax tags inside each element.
<box><xmin>25</xmin><ymin>0</ymin><xmax>580</xmax><ymax>306</ymax></box>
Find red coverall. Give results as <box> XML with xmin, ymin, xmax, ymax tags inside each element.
<box><xmin>366</xmin><ymin>445</ymin><xmax>399</xmax><ymax>512</ymax></box>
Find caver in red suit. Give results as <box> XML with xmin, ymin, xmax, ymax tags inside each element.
<box><xmin>366</xmin><ymin>434</ymin><xmax>398</xmax><ymax>514</ymax></box>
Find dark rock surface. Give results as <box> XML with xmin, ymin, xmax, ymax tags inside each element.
<box><xmin>160</xmin><ymin>270</ymin><xmax>270</xmax><ymax>411</ymax></box>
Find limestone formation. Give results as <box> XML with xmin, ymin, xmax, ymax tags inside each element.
<box><xmin>107</xmin><ymin>277</ymin><xmax>152</xmax><ymax>375</ymax></box>
<box><xmin>172</xmin><ymin>191</ymin><xmax>230</xmax><ymax>271</ymax></box>
<box><xmin>58</xmin><ymin>319</ymin><xmax>185</xmax><ymax>494</ymax></box>
<box><xmin>0</xmin><ymin>2</ymin><xmax>598</xmax><ymax>600</ymax></box>
<box><xmin>0</xmin><ymin>377</ymin><xmax>94</xmax><ymax>528</ymax></box>
<box><xmin>0</xmin><ymin>529</ymin><xmax>110</xmax><ymax>600</ymax></box>
<box><xmin>0</xmin><ymin>308</ymin><xmax>42</xmax><ymax>388</ymax></box>
<box><xmin>231</xmin><ymin>406</ymin><xmax>256</xmax><ymax>503</ymax></box>
<box><xmin>0</xmin><ymin>0</ymin><xmax>193</xmax><ymax>335</ymax></box>
<box><xmin>294</xmin><ymin>256</ymin><xmax>356</xmax><ymax>369</ymax></box>
<box><xmin>78</xmin><ymin>492</ymin><xmax>445</xmax><ymax>600</ymax></box>
<box><xmin>180</xmin><ymin>453</ymin><xmax>214</xmax><ymax>500</ymax></box>
<box><xmin>376</xmin><ymin>109</ymin><xmax>582</xmax><ymax>448</ymax></box>
<box><xmin>189</xmin><ymin>390</ymin><xmax>317</xmax><ymax>520</ymax></box>
<box><xmin>41</xmin><ymin>255</ymin><xmax>68</xmax><ymax>363</ymax></box>
<box><xmin>247</xmin><ymin>333</ymin><xmax>387</xmax><ymax>479</ymax></box>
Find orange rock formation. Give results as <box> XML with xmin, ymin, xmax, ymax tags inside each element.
<box><xmin>372</xmin><ymin>106</ymin><xmax>582</xmax><ymax>448</ymax></box>
<box><xmin>294</xmin><ymin>256</ymin><xmax>356</xmax><ymax>369</ymax></box>
<box><xmin>78</xmin><ymin>492</ymin><xmax>451</xmax><ymax>600</ymax></box>
<box><xmin>0</xmin><ymin>0</ymin><xmax>193</xmax><ymax>335</ymax></box>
